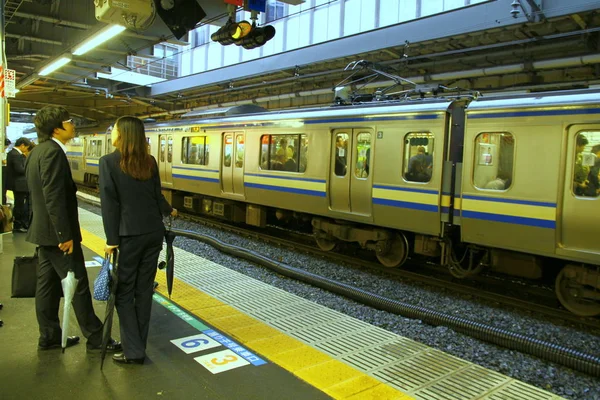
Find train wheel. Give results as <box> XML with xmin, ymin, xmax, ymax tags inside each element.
<box><xmin>315</xmin><ymin>236</ymin><xmax>337</xmax><ymax>252</ymax></box>
<box><xmin>376</xmin><ymin>233</ymin><xmax>409</xmax><ymax>268</ymax></box>
<box><xmin>555</xmin><ymin>267</ymin><xmax>600</xmax><ymax>317</ymax></box>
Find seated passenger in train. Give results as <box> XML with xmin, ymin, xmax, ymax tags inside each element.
<box><xmin>406</xmin><ymin>146</ymin><xmax>432</xmax><ymax>182</ymax></box>
<box><xmin>283</xmin><ymin>145</ymin><xmax>297</xmax><ymax>172</ymax></box>
<box><xmin>584</xmin><ymin>144</ymin><xmax>600</xmax><ymax>197</ymax></box>
<box><xmin>573</xmin><ymin>134</ymin><xmax>590</xmax><ymax>196</ymax></box>
<box><xmin>484</xmin><ymin>170</ymin><xmax>511</xmax><ymax>190</ymax></box>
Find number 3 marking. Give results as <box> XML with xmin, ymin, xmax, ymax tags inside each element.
<box><xmin>211</xmin><ymin>355</ymin><xmax>238</xmax><ymax>365</ymax></box>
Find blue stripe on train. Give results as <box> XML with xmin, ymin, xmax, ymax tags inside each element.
<box><xmin>461</xmin><ymin>194</ymin><xmax>555</xmax><ymax>208</ymax></box>
<box><xmin>373</xmin><ymin>198</ymin><xmax>438</xmax><ymax>213</ymax></box>
<box><xmin>461</xmin><ymin>210</ymin><xmax>556</xmax><ymax>229</ymax></box>
<box><xmin>172</xmin><ymin>174</ymin><xmax>219</xmax><ymax>183</ymax></box>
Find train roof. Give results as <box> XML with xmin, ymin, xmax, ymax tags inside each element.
<box><xmin>466</xmin><ymin>89</ymin><xmax>600</xmax><ymax>112</ymax></box>
<box><xmin>148</xmin><ymin>99</ymin><xmax>455</xmax><ymax>129</ymax></box>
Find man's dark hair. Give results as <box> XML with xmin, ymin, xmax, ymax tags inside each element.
<box><xmin>577</xmin><ymin>135</ymin><xmax>589</xmax><ymax>147</ymax></box>
<box><xmin>592</xmin><ymin>144</ymin><xmax>600</xmax><ymax>155</ymax></box>
<box><xmin>15</xmin><ymin>137</ymin><xmax>32</xmax><ymax>147</ymax></box>
<box><xmin>34</xmin><ymin>106</ymin><xmax>70</xmax><ymax>143</ymax></box>
<box><xmin>4</xmin><ymin>138</ymin><xmax>11</xmax><ymax>146</ymax></box>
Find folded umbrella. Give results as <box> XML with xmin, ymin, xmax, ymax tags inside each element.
<box><xmin>100</xmin><ymin>249</ymin><xmax>119</xmax><ymax>370</ymax></box>
<box><xmin>60</xmin><ymin>268</ymin><xmax>78</xmax><ymax>353</ymax></box>
<box><xmin>164</xmin><ymin>227</ymin><xmax>176</xmax><ymax>299</ymax></box>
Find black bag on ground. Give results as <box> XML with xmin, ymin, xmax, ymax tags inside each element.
<box><xmin>11</xmin><ymin>249</ymin><xmax>39</xmax><ymax>298</ymax></box>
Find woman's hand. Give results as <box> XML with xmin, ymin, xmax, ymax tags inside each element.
<box><xmin>105</xmin><ymin>244</ymin><xmax>119</xmax><ymax>255</ymax></box>
<box><xmin>170</xmin><ymin>208</ymin><xmax>178</xmax><ymax>218</ymax></box>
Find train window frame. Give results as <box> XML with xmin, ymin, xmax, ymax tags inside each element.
<box><xmin>259</xmin><ymin>133</ymin><xmax>307</xmax><ymax>173</ymax></box>
<box><xmin>181</xmin><ymin>136</ymin><xmax>210</xmax><ymax>166</ymax></box>
<box><xmin>402</xmin><ymin>132</ymin><xmax>435</xmax><ymax>184</ymax></box>
<box><xmin>472</xmin><ymin>132</ymin><xmax>515</xmax><ymax>192</ymax></box>
<box><xmin>572</xmin><ymin>130</ymin><xmax>600</xmax><ymax>198</ymax></box>
<box><xmin>354</xmin><ymin>132</ymin><xmax>371</xmax><ymax>179</ymax></box>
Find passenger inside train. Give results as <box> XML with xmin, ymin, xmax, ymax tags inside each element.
<box><xmin>574</xmin><ymin>132</ymin><xmax>600</xmax><ymax>198</ymax></box>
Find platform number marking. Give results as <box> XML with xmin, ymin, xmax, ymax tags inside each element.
<box><xmin>194</xmin><ymin>349</ymin><xmax>250</xmax><ymax>374</ymax></box>
<box><xmin>170</xmin><ymin>334</ymin><xmax>220</xmax><ymax>354</ymax></box>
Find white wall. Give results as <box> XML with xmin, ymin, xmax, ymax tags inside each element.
<box><xmin>179</xmin><ymin>0</ymin><xmax>491</xmax><ymax>76</ymax></box>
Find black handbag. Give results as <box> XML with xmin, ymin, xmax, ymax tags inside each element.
<box><xmin>11</xmin><ymin>249</ymin><xmax>39</xmax><ymax>298</ymax></box>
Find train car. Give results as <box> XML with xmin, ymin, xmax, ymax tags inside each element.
<box><xmin>68</xmin><ymin>128</ymin><xmax>115</xmax><ymax>186</ymax></box>
<box><xmin>72</xmin><ymin>90</ymin><xmax>600</xmax><ymax>316</ymax></box>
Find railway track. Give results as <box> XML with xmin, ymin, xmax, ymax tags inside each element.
<box><xmin>76</xmin><ymin>186</ymin><xmax>600</xmax><ymax>330</ymax></box>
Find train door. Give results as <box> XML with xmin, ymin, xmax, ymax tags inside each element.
<box><xmin>221</xmin><ymin>132</ymin><xmax>245</xmax><ymax>198</ymax></box>
<box><xmin>329</xmin><ymin>129</ymin><xmax>373</xmax><ymax>215</ymax></box>
<box><xmin>158</xmin><ymin>134</ymin><xmax>173</xmax><ymax>187</ymax></box>
<box><xmin>560</xmin><ymin>126</ymin><xmax>600</xmax><ymax>255</ymax></box>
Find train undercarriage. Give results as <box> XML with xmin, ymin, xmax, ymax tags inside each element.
<box><xmin>176</xmin><ymin>192</ymin><xmax>600</xmax><ymax>317</ymax></box>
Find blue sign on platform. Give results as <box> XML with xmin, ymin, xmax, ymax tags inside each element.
<box><xmin>247</xmin><ymin>0</ymin><xmax>266</xmax><ymax>13</ymax></box>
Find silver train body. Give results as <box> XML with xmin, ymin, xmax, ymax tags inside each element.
<box><xmin>67</xmin><ymin>90</ymin><xmax>600</xmax><ymax>316</ymax></box>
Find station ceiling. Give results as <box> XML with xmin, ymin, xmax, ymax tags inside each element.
<box><xmin>4</xmin><ymin>0</ymin><xmax>600</xmax><ymax>128</ymax></box>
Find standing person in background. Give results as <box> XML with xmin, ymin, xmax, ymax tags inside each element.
<box><xmin>100</xmin><ymin>116</ymin><xmax>176</xmax><ymax>365</ymax></box>
<box><xmin>6</xmin><ymin>137</ymin><xmax>32</xmax><ymax>233</ymax></box>
<box><xmin>2</xmin><ymin>138</ymin><xmax>12</xmax><ymax>205</ymax></box>
<box><xmin>26</xmin><ymin>106</ymin><xmax>122</xmax><ymax>353</ymax></box>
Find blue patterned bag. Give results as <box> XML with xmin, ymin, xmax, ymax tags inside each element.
<box><xmin>93</xmin><ymin>254</ymin><xmax>112</xmax><ymax>301</ymax></box>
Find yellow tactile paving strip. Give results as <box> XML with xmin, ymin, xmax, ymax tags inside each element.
<box><xmin>81</xmin><ymin>227</ymin><xmax>412</xmax><ymax>400</ymax></box>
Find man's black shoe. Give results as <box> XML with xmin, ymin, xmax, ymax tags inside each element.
<box><xmin>112</xmin><ymin>353</ymin><xmax>145</xmax><ymax>365</ymax></box>
<box><xmin>0</xmin><ymin>302</ymin><xmax>3</xmax><ymax>310</ymax></box>
<box><xmin>87</xmin><ymin>339</ymin><xmax>122</xmax><ymax>353</ymax></box>
<box><xmin>39</xmin><ymin>336</ymin><xmax>80</xmax><ymax>350</ymax></box>
<box><xmin>0</xmin><ymin>319</ymin><xmax>3</xmax><ymax>327</ymax></box>
<box><xmin>13</xmin><ymin>227</ymin><xmax>27</xmax><ymax>233</ymax></box>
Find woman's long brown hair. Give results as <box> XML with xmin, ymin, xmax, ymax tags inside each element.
<box><xmin>114</xmin><ymin>116</ymin><xmax>153</xmax><ymax>180</ymax></box>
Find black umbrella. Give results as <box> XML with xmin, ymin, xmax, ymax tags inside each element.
<box><xmin>164</xmin><ymin>218</ymin><xmax>176</xmax><ymax>299</ymax></box>
<box><xmin>100</xmin><ymin>249</ymin><xmax>119</xmax><ymax>370</ymax></box>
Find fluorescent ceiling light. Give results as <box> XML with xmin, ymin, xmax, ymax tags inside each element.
<box><xmin>73</xmin><ymin>24</ymin><xmax>126</xmax><ymax>56</ymax></box>
<box><xmin>16</xmin><ymin>74</ymin><xmax>39</xmax><ymax>89</ymax></box>
<box><xmin>39</xmin><ymin>56</ymin><xmax>72</xmax><ymax>76</ymax></box>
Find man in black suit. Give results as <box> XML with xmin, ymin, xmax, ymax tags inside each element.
<box><xmin>2</xmin><ymin>138</ymin><xmax>11</xmax><ymax>205</ymax></box>
<box><xmin>26</xmin><ymin>106</ymin><xmax>122</xmax><ymax>353</ymax></box>
<box><xmin>6</xmin><ymin>137</ymin><xmax>32</xmax><ymax>232</ymax></box>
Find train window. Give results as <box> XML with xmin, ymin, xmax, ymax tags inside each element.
<box><xmin>573</xmin><ymin>131</ymin><xmax>600</xmax><ymax>197</ymax></box>
<box><xmin>86</xmin><ymin>139</ymin><xmax>102</xmax><ymax>157</ymax></box>
<box><xmin>473</xmin><ymin>132</ymin><xmax>514</xmax><ymax>191</ymax></box>
<box><xmin>334</xmin><ymin>133</ymin><xmax>349</xmax><ymax>177</ymax></box>
<box><xmin>167</xmin><ymin>137</ymin><xmax>173</xmax><ymax>163</ymax></box>
<box><xmin>181</xmin><ymin>136</ymin><xmax>209</xmax><ymax>166</ymax></box>
<box><xmin>235</xmin><ymin>135</ymin><xmax>244</xmax><ymax>168</ymax></box>
<box><xmin>146</xmin><ymin>137</ymin><xmax>151</xmax><ymax>153</ymax></box>
<box><xmin>354</xmin><ymin>132</ymin><xmax>371</xmax><ymax>179</ymax></box>
<box><xmin>403</xmin><ymin>133</ymin><xmax>434</xmax><ymax>183</ymax></box>
<box><xmin>160</xmin><ymin>137</ymin><xmax>166</xmax><ymax>162</ymax></box>
<box><xmin>260</xmin><ymin>134</ymin><xmax>307</xmax><ymax>172</ymax></box>
<box><xmin>224</xmin><ymin>134</ymin><xmax>233</xmax><ymax>167</ymax></box>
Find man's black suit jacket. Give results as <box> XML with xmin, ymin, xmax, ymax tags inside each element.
<box><xmin>25</xmin><ymin>139</ymin><xmax>82</xmax><ymax>246</ymax></box>
<box><xmin>6</xmin><ymin>148</ymin><xmax>28</xmax><ymax>192</ymax></box>
<box><xmin>99</xmin><ymin>151</ymin><xmax>172</xmax><ymax>246</ymax></box>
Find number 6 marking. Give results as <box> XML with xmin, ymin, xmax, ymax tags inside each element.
<box><xmin>182</xmin><ymin>338</ymin><xmax>209</xmax><ymax>348</ymax></box>
<box><xmin>211</xmin><ymin>355</ymin><xmax>238</xmax><ymax>365</ymax></box>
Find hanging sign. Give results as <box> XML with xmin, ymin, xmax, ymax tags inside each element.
<box><xmin>5</xmin><ymin>69</ymin><xmax>16</xmax><ymax>98</ymax></box>
<box><xmin>224</xmin><ymin>0</ymin><xmax>244</xmax><ymax>6</ymax></box>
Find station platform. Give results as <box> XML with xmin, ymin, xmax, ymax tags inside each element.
<box><xmin>0</xmin><ymin>206</ymin><xmax>566</xmax><ymax>400</ymax></box>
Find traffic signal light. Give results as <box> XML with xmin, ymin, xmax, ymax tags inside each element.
<box><xmin>211</xmin><ymin>19</ymin><xmax>275</xmax><ymax>49</ymax></box>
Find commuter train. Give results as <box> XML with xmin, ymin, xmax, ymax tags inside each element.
<box><xmin>66</xmin><ymin>90</ymin><xmax>600</xmax><ymax>317</ymax></box>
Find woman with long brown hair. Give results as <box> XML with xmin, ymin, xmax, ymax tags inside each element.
<box><xmin>99</xmin><ymin>116</ymin><xmax>176</xmax><ymax>365</ymax></box>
